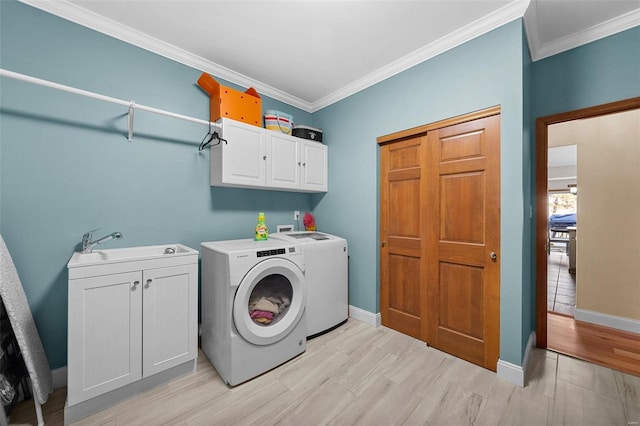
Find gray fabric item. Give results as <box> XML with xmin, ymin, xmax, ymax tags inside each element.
<box><xmin>0</xmin><ymin>235</ymin><xmax>51</xmax><ymax>405</ymax></box>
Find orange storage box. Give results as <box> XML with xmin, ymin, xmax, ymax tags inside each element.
<box><xmin>197</xmin><ymin>72</ymin><xmax>261</xmax><ymax>127</ymax></box>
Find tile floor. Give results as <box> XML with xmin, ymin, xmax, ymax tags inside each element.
<box><xmin>547</xmin><ymin>250</ymin><xmax>576</xmax><ymax>316</ymax></box>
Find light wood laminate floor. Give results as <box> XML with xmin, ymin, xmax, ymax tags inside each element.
<box><xmin>9</xmin><ymin>319</ymin><xmax>640</xmax><ymax>425</ymax></box>
<box><xmin>548</xmin><ymin>312</ymin><xmax>640</xmax><ymax>377</ymax></box>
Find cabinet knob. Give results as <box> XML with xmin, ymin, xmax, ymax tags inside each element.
<box><xmin>302</xmin><ymin>163</ymin><xmax>306</xmax><ymax>167</ymax></box>
<box><xmin>131</xmin><ymin>280</ymin><xmax>139</xmax><ymax>290</ymax></box>
<box><xmin>298</xmin><ymin>162</ymin><xmax>301</xmax><ymax>166</ymax></box>
<box><xmin>145</xmin><ymin>279</ymin><xmax>152</xmax><ymax>288</ymax></box>
<box><xmin>263</xmin><ymin>155</ymin><xmax>267</xmax><ymax>160</ymax></box>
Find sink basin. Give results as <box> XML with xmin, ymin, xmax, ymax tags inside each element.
<box><xmin>68</xmin><ymin>244</ymin><xmax>198</xmax><ymax>268</ymax></box>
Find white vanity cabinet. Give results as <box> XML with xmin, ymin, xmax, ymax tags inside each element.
<box><xmin>67</xmin><ymin>270</ymin><xmax>143</xmax><ymax>405</ymax></box>
<box><xmin>211</xmin><ymin>118</ymin><xmax>328</xmax><ymax>192</ymax></box>
<box><xmin>66</xmin><ymin>246</ymin><xmax>198</xmax><ymax>423</ymax></box>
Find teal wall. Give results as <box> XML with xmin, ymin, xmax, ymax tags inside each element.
<box><xmin>528</xmin><ymin>25</ymin><xmax>640</xmax><ymax>352</ymax></box>
<box><xmin>521</xmin><ymin>24</ymin><xmax>535</xmax><ymax>357</ymax></box>
<box><xmin>313</xmin><ymin>20</ymin><xmax>528</xmax><ymax>365</ymax></box>
<box><xmin>531</xmin><ymin>26</ymin><xmax>640</xmax><ymax>119</ymax></box>
<box><xmin>3</xmin><ymin>0</ymin><xmax>637</xmax><ymax>373</ymax></box>
<box><xmin>0</xmin><ymin>1</ymin><xmax>312</xmax><ymax>369</ymax></box>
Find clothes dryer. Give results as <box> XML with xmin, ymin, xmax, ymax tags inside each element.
<box><xmin>270</xmin><ymin>231</ymin><xmax>348</xmax><ymax>337</ymax></box>
<box><xmin>200</xmin><ymin>239</ymin><xmax>306</xmax><ymax>386</ymax></box>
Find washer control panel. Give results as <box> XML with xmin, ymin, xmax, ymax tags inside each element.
<box><xmin>256</xmin><ymin>248</ymin><xmax>286</xmax><ymax>257</ymax></box>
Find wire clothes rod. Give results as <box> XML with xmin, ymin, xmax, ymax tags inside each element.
<box><xmin>0</xmin><ymin>68</ymin><xmax>221</xmax><ymax>141</ymax></box>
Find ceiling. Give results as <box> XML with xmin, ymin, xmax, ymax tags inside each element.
<box><xmin>548</xmin><ymin>145</ymin><xmax>577</xmax><ymax>168</ymax></box>
<box><xmin>19</xmin><ymin>0</ymin><xmax>640</xmax><ymax>112</ymax></box>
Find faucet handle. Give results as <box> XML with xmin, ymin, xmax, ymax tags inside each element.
<box><xmin>81</xmin><ymin>228</ymin><xmax>101</xmax><ymax>251</ymax></box>
<box><xmin>83</xmin><ymin>228</ymin><xmax>101</xmax><ymax>239</ymax></box>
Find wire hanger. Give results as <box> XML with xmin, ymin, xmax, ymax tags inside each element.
<box><xmin>198</xmin><ymin>121</ymin><xmax>227</xmax><ymax>151</ymax></box>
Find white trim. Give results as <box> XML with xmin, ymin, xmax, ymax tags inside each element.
<box><xmin>496</xmin><ymin>331</ymin><xmax>535</xmax><ymax>387</ymax></box>
<box><xmin>18</xmin><ymin>0</ymin><xmax>528</xmax><ymax>113</ymax></box>
<box><xmin>311</xmin><ymin>0</ymin><xmax>529</xmax><ymax>111</ymax></box>
<box><xmin>497</xmin><ymin>359</ymin><xmax>524</xmax><ymax>387</ymax></box>
<box><xmin>349</xmin><ymin>305</ymin><xmax>381</xmax><ymax>327</ymax></box>
<box><xmin>522</xmin><ymin>0</ymin><xmax>541</xmax><ymax>62</ymax></box>
<box><xmin>51</xmin><ymin>366</ymin><xmax>67</xmax><ymax>389</ymax></box>
<box><xmin>574</xmin><ymin>309</ymin><xmax>640</xmax><ymax>335</ymax></box>
<box><xmin>526</xmin><ymin>3</ymin><xmax>640</xmax><ymax>61</ymax></box>
<box><xmin>18</xmin><ymin>0</ymin><xmax>639</xmax><ymax>108</ymax></box>
<box><xmin>17</xmin><ymin>0</ymin><xmax>312</xmax><ymax>112</ymax></box>
<box><xmin>522</xmin><ymin>331</ymin><xmax>536</xmax><ymax>378</ymax></box>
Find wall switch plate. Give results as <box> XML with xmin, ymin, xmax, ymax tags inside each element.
<box><xmin>294</xmin><ymin>211</ymin><xmax>300</xmax><ymax>220</ymax></box>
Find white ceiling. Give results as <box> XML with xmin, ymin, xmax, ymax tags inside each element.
<box><xmin>19</xmin><ymin>0</ymin><xmax>640</xmax><ymax>112</ymax></box>
<box><xmin>548</xmin><ymin>144</ymin><xmax>577</xmax><ymax>167</ymax></box>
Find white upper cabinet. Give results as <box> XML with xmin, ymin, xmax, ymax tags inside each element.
<box><xmin>211</xmin><ymin>118</ymin><xmax>328</xmax><ymax>193</ymax></box>
<box><xmin>301</xmin><ymin>139</ymin><xmax>328</xmax><ymax>192</ymax></box>
<box><xmin>267</xmin><ymin>132</ymin><xmax>300</xmax><ymax>190</ymax></box>
<box><xmin>211</xmin><ymin>118</ymin><xmax>266</xmax><ymax>187</ymax></box>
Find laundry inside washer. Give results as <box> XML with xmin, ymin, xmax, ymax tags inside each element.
<box><xmin>248</xmin><ymin>276</ymin><xmax>292</xmax><ymax>325</ymax></box>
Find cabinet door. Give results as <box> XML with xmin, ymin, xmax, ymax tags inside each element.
<box><xmin>266</xmin><ymin>133</ymin><xmax>300</xmax><ymax>189</ymax></box>
<box><xmin>67</xmin><ymin>271</ymin><xmax>142</xmax><ymax>405</ymax></box>
<box><xmin>142</xmin><ymin>264</ymin><xmax>198</xmax><ymax>377</ymax></box>
<box><xmin>301</xmin><ymin>141</ymin><xmax>328</xmax><ymax>192</ymax></box>
<box><xmin>213</xmin><ymin>119</ymin><xmax>266</xmax><ymax>187</ymax></box>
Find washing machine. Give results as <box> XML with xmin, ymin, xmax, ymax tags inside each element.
<box><xmin>200</xmin><ymin>239</ymin><xmax>306</xmax><ymax>386</ymax></box>
<box><xmin>270</xmin><ymin>231</ymin><xmax>348</xmax><ymax>338</ymax></box>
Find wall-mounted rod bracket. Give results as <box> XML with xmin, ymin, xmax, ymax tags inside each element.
<box><xmin>128</xmin><ymin>101</ymin><xmax>135</xmax><ymax>142</ymax></box>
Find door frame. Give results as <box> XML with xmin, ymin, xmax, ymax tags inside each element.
<box><xmin>535</xmin><ymin>96</ymin><xmax>640</xmax><ymax>349</ymax></box>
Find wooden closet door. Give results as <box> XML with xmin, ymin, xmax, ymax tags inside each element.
<box><xmin>425</xmin><ymin>114</ymin><xmax>501</xmax><ymax>370</ymax></box>
<box><xmin>380</xmin><ymin>136</ymin><xmax>428</xmax><ymax>340</ymax></box>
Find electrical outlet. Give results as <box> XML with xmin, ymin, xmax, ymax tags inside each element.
<box><xmin>294</xmin><ymin>211</ymin><xmax>300</xmax><ymax>220</ymax></box>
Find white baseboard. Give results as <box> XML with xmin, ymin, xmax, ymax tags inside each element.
<box><xmin>348</xmin><ymin>305</ymin><xmax>381</xmax><ymax>327</ymax></box>
<box><xmin>497</xmin><ymin>331</ymin><xmax>536</xmax><ymax>387</ymax></box>
<box><xmin>574</xmin><ymin>309</ymin><xmax>640</xmax><ymax>334</ymax></box>
<box><xmin>51</xmin><ymin>366</ymin><xmax>67</xmax><ymax>389</ymax></box>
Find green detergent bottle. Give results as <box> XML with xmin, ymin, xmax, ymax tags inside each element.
<box><xmin>255</xmin><ymin>212</ymin><xmax>269</xmax><ymax>241</ymax></box>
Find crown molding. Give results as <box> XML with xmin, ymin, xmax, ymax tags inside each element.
<box><xmin>16</xmin><ymin>0</ymin><xmax>639</xmax><ymax>112</ymax></box>
<box><xmin>526</xmin><ymin>3</ymin><xmax>640</xmax><ymax>62</ymax></box>
<box><xmin>310</xmin><ymin>0</ymin><xmax>531</xmax><ymax>111</ymax></box>
<box><xmin>522</xmin><ymin>0</ymin><xmax>540</xmax><ymax>60</ymax></box>
<box><xmin>17</xmin><ymin>0</ymin><xmax>314</xmax><ymax>112</ymax></box>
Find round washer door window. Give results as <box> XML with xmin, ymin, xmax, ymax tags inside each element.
<box><xmin>233</xmin><ymin>258</ymin><xmax>305</xmax><ymax>345</ymax></box>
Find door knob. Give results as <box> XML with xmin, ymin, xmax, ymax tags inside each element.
<box><xmin>381</xmin><ymin>241</ymin><xmax>386</xmax><ymax>248</ymax></box>
<box><xmin>490</xmin><ymin>252</ymin><xmax>497</xmax><ymax>260</ymax></box>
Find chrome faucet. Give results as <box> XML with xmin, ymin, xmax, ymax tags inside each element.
<box><xmin>81</xmin><ymin>230</ymin><xmax>123</xmax><ymax>253</ymax></box>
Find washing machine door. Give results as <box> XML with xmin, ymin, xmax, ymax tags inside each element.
<box><xmin>233</xmin><ymin>257</ymin><xmax>306</xmax><ymax>345</ymax></box>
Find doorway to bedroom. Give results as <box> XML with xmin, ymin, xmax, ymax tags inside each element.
<box><xmin>535</xmin><ymin>97</ymin><xmax>640</xmax><ymax>376</ymax></box>
<box><xmin>547</xmin><ymin>145</ymin><xmax>577</xmax><ymax>318</ymax></box>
